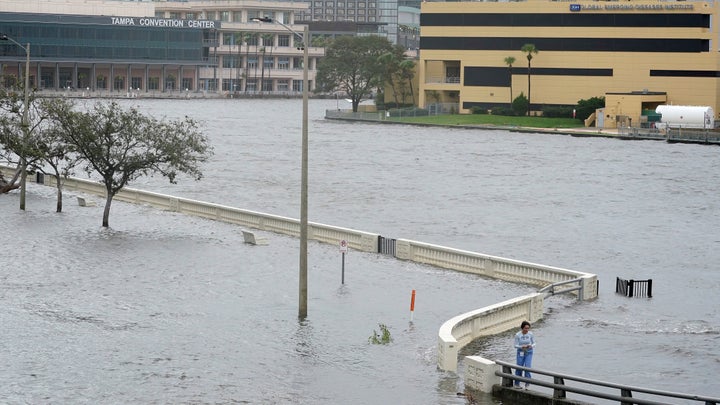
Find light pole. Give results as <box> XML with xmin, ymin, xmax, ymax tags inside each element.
<box><xmin>253</xmin><ymin>18</ymin><xmax>309</xmax><ymax>319</ymax></box>
<box><xmin>1</xmin><ymin>34</ymin><xmax>30</xmax><ymax>211</ymax></box>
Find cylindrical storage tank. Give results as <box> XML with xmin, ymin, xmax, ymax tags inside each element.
<box><xmin>655</xmin><ymin>105</ymin><xmax>714</xmax><ymax>129</ymax></box>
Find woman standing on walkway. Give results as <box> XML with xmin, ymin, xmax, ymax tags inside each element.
<box><xmin>514</xmin><ymin>320</ymin><xmax>536</xmax><ymax>389</ymax></box>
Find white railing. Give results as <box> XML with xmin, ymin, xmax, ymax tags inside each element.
<box><xmin>439</xmin><ymin>293</ymin><xmax>544</xmax><ymax>373</ymax></box>
<box><xmin>2</xmin><ymin>165</ymin><xmax>598</xmax><ymax>378</ymax></box>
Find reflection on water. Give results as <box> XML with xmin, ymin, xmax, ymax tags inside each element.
<box><xmin>5</xmin><ymin>98</ymin><xmax>719</xmax><ymax>402</ymax></box>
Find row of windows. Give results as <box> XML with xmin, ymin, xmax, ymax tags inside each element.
<box><xmin>217</xmin><ymin>78</ymin><xmax>304</xmax><ymax>92</ymax></box>
<box><xmin>301</xmin><ymin>14</ymin><xmax>377</xmax><ymax>22</ymax></box>
<box><xmin>0</xmin><ymin>22</ymin><xmax>206</xmax><ymax>62</ymax></box>
<box><xmin>221</xmin><ymin>33</ymin><xmax>293</xmax><ymax>47</ymax></box>
<box><xmin>313</xmin><ymin>1</ymin><xmax>376</xmax><ymax>8</ymax></box>
<box><xmin>222</xmin><ymin>56</ymin><xmax>304</xmax><ymax>68</ymax></box>
<box><xmin>2</xmin><ymin>23</ymin><xmax>204</xmax><ymax>43</ymax></box>
<box><xmin>314</xmin><ymin>9</ymin><xmax>377</xmax><ymax>15</ymax></box>
<box><xmin>160</xmin><ymin>10</ymin><xmax>292</xmax><ymax>24</ymax></box>
<box><xmin>0</xmin><ymin>46</ymin><xmax>203</xmax><ymax>61</ymax></box>
<box><xmin>421</xmin><ymin>13</ymin><xmax>710</xmax><ymax>28</ymax></box>
<box><xmin>420</xmin><ymin>37</ymin><xmax>710</xmax><ymax>53</ymax></box>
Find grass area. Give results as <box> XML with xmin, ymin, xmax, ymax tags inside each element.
<box><xmin>393</xmin><ymin>114</ymin><xmax>583</xmax><ymax>128</ymax></box>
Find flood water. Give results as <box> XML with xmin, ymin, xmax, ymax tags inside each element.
<box><xmin>4</xmin><ymin>97</ymin><xmax>719</xmax><ymax>403</ymax></box>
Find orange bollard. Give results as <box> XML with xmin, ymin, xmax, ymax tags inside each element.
<box><xmin>410</xmin><ymin>289</ymin><xmax>416</xmax><ymax>321</ymax></box>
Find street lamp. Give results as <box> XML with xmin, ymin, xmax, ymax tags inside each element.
<box><xmin>253</xmin><ymin>17</ymin><xmax>309</xmax><ymax>319</ymax></box>
<box><xmin>0</xmin><ymin>34</ymin><xmax>30</xmax><ymax>211</ymax></box>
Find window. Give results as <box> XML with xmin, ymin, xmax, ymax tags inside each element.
<box><xmin>262</xmin><ymin>79</ymin><xmax>272</xmax><ymax>91</ymax></box>
<box><xmin>368</xmin><ymin>16</ymin><xmax>376</xmax><ymax>22</ymax></box>
<box><xmin>338</xmin><ymin>2</ymin><xmax>345</xmax><ymax>6</ymax></box>
<box><xmin>221</xmin><ymin>11</ymin><xmax>230</xmax><ymax>22</ymax></box>
<box><xmin>358</xmin><ymin>9</ymin><xmax>365</xmax><ymax>15</ymax></box>
<box><xmin>281</xmin><ymin>12</ymin><xmax>291</xmax><ymax>23</ymax></box>
<box><xmin>247</xmin><ymin>56</ymin><xmax>258</xmax><ymax>69</ymax></box>
<box><xmin>223</xmin><ymin>55</ymin><xmax>239</xmax><ymax>68</ymax></box>
<box><xmin>292</xmin><ymin>79</ymin><xmax>303</xmax><ymax>92</ymax></box>
<box><xmin>326</xmin><ymin>9</ymin><xmax>334</xmax><ymax>14</ymax></box>
<box><xmin>293</xmin><ymin>57</ymin><xmax>303</xmax><ymax>69</ymax></box>
<box><xmin>246</xmin><ymin>79</ymin><xmax>257</xmax><ymax>92</ymax></box>
<box><xmin>358</xmin><ymin>2</ymin><xmax>366</xmax><ymax>7</ymax></box>
<box><xmin>314</xmin><ymin>1</ymin><xmax>323</xmax><ymax>6</ymax></box>
<box><xmin>277</xmin><ymin>79</ymin><xmax>289</xmax><ymax>91</ymax></box>
<box><xmin>326</xmin><ymin>1</ymin><xmax>335</xmax><ymax>5</ymax></box>
<box><xmin>264</xmin><ymin>57</ymin><xmax>274</xmax><ymax>69</ymax></box>
<box><xmin>278</xmin><ymin>57</ymin><xmax>290</xmax><ymax>69</ymax></box>
<box><xmin>113</xmin><ymin>76</ymin><xmax>124</xmax><ymax>91</ymax></box>
<box><xmin>247</xmin><ymin>10</ymin><xmax>260</xmax><ymax>20</ymax></box>
<box><xmin>182</xmin><ymin>78</ymin><xmax>193</xmax><ymax>91</ymax></box>
<box><xmin>223</xmin><ymin>79</ymin><xmax>241</xmax><ymax>91</ymax></box>
<box><xmin>348</xmin><ymin>9</ymin><xmax>355</xmax><ymax>15</ymax></box>
<box><xmin>223</xmin><ymin>33</ymin><xmax>235</xmax><ymax>45</ymax></box>
<box><xmin>186</xmin><ymin>13</ymin><xmax>196</xmax><ymax>20</ymax></box>
<box><xmin>279</xmin><ymin>34</ymin><xmax>290</xmax><ymax>47</ymax></box>
<box><xmin>169</xmin><ymin>12</ymin><xmax>181</xmax><ymax>19</ymax></box>
<box><xmin>348</xmin><ymin>2</ymin><xmax>355</xmax><ymax>7</ymax></box>
<box><xmin>131</xmin><ymin>77</ymin><xmax>142</xmax><ymax>90</ymax></box>
<box><xmin>148</xmin><ymin>77</ymin><xmax>159</xmax><ymax>90</ymax></box>
<box><xmin>233</xmin><ymin>11</ymin><xmax>243</xmax><ymax>22</ymax></box>
<box><xmin>338</xmin><ymin>9</ymin><xmax>345</xmax><ymax>15</ymax></box>
<box><xmin>369</xmin><ymin>9</ymin><xmax>376</xmax><ymax>15</ymax></box>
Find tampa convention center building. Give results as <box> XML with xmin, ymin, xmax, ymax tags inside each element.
<box><xmin>0</xmin><ymin>0</ymin><xmax>321</xmax><ymax>95</ymax></box>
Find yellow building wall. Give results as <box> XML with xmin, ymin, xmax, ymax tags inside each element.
<box><xmin>419</xmin><ymin>0</ymin><xmax>720</xmax><ymax>124</ymax></box>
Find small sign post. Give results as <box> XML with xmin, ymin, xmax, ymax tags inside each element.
<box><xmin>340</xmin><ymin>240</ymin><xmax>348</xmax><ymax>284</ymax></box>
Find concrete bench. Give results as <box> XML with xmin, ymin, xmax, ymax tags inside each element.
<box><xmin>242</xmin><ymin>230</ymin><xmax>268</xmax><ymax>245</ymax></box>
<box><xmin>76</xmin><ymin>196</ymin><xmax>97</xmax><ymax>207</ymax></box>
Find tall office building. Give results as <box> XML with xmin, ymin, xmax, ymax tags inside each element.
<box><xmin>419</xmin><ymin>0</ymin><xmax>720</xmax><ymax>127</ymax></box>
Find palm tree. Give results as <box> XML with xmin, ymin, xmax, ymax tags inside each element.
<box><xmin>503</xmin><ymin>56</ymin><xmax>516</xmax><ymax>107</ymax></box>
<box><xmin>520</xmin><ymin>43</ymin><xmax>538</xmax><ymax>116</ymax></box>
<box><xmin>398</xmin><ymin>59</ymin><xmax>416</xmax><ymax>106</ymax></box>
<box><xmin>260</xmin><ymin>33</ymin><xmax>274</xmax><ymax>93</ymax></box>
<box><xmin>241</xmin><ymin>32</ymin><xmax>256</xmax><ymax>93</ymax></box>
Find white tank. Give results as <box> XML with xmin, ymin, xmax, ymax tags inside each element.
<box><xmin>655</xmin><ymin>105</ymin><xmax>714</xmax><ymax>129</ymax></box>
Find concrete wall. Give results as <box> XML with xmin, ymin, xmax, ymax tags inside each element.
<box><xmin>2</xmin><ymin>166</ymin><xmax>599</xmax><ymax>386</ymax></box>
<box><xmin>439</xmin><ymin>293</ymin><xmax>544</xmax><ymax>373</ymax></box>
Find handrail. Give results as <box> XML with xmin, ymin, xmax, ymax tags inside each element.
<box><xmin>495</xmin><ymin>359</ymin><xmax>719</xmax><ymax>404</ymax></box>
<box><xmin>537</xmin><ymin>277</ymin><xmax>583</xmax><ymax>297</ymax></box>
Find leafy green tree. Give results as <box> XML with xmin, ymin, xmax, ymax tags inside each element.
<box><xmin>0</xmin><ymin>89</ymin><xmax>80</xmax><ymax>211</ymax></box>
<box><xmin>521</xmin><ymin>43</ymin><xmax>538</xmax><ymax>116</ymax></box>
<box><xmin>46</xmin><ymin>101</ymin><xmax>213</xmax><ymax>227</ymax></box>
<box><xmin>504</xmin><ymin>56</ymin><xmax>516</xmax><ymax>106</ymax></box>
<box><xmin>315</xmin><ymin>35</ymin><xmax>396</xmax><ymax>112</ymax></box>
<box><xmin>512</xmin><ymin>92</ymin><xmax>529</xmax><ymax>116</ymax></box>
<box><xmin>575</xmin><ymin>96</ymin><xmax>606</xmax><ymax>121</ymax></box>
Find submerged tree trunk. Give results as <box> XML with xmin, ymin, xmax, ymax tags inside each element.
<box><xmin>102</xmin><ymin>192</ymin><xmax>114</xmax><ymax>227</ymax></box>
<box><xmin>56</xmin><ymin>184</ymin><xmax>63</xmax><ymax>213</ymax></box>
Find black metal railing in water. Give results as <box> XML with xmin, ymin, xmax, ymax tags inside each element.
<box><xmin>495</xmin><ymin>360</ymin><xmax>718</xmax><ymax>405</ymax></box>
<box><xmin>377</xmin><ymin>236</ymin><xmax>396</xmax><ymax>256</ymax></box>
<box><xmin>616</xmin><ymin>277</ymin><xmax>652</xmax><ymax>298</ymax></box>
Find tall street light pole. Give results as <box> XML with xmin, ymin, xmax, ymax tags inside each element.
<box><xmin>253</xmin><ymin>18</ymin><xmax>309</xmax><ymax>319</ymax></box>
<box><xmin>0</xmin><ymin>34</ymin><xmax>30</xmax><ymax>211</ymax></box>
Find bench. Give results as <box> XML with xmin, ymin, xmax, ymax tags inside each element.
<box><xmin>242</xmin><ymin>230</ymin><xmax>268</xmax><ymax>245</ymax></box>
<box><xmin>76</xmin><ymin>196</ymin><xmax>97</xmax><ymax>207</ymax></box>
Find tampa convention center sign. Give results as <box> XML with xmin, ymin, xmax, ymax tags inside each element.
<box><xmin>110</xmin><ymin>17</ymin><xmax>219</xmax><ymax>29</ymax></box>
